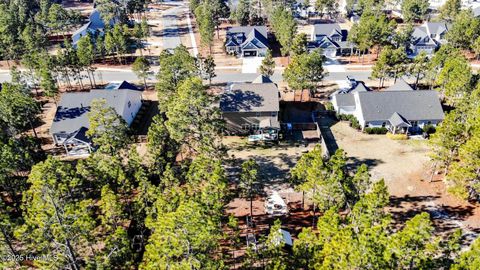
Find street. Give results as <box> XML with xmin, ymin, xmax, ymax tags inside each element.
<box><xmin>0</xmin><ymin>1</ymin><xmax>373</xmax><ymax>85</ymax></box>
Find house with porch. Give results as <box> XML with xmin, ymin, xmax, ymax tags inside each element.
<box><xmin>308</xmin><ymin>23</ymin><xmax>353</xmax><ymax>58</ymax></box>
<box><xmin>50</xmin><ymin>81</ymin><xmax>142</xmax><ymax>156</ymax></box>
<box><xmin>331</xmin><ymin>79</ymin><xmax>444</xmax><ymax>134</ymax></box>
<box><xmin>409</xmin><ymin>22</ymin><xmax>449</xmax><ymax>56</ymax></box>
<box><xmin>220</xmin><ymin>75</ymin><xmax>280</xmax><ymax>134</ymax></box>
<box><xmin>225</xmin><ymin>26</ymin><xmax>269</xmax><ymax>57</ymax></box>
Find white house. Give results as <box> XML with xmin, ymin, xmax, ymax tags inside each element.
<box><xmin>50</xmin><ymin>81</ymin><xmax>142</xmax><ymax>156</ymax></box>
<box><xmin>331</xmin><ymin>79</ymin><xmax>445</xmax><ymax>134</ymax></box>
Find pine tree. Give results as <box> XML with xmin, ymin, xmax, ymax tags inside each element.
<box><xmin>259</xmin><ymin>49</ymin><xmax>275</xmax><ymax>77</ymax></box>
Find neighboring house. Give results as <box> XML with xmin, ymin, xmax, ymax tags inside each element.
<box><xmin>71</xmin><ymin>9</ymin><xmax>117</xmax><ymax>46</ymax></box>
<box><xmin>225</xmin><ymin>26</ymin><xmax>269</xmax><ymax>57</ymax></box>
<box><xmin>409</xmin><ymin>22</ymin><xmax>449</xmax><ymax>56</ymax></box>
<box><xmin>308</xmin><ymin>24</ymin><xmax>353</xmax><ymax>58</ymax></box>
<box><xmin>50</xmin><ymin>81</ymin><xmax>142</xmax><ymax>156</ymax></box>
<box><xmin>220</xmin><ymin>75</ymin><xmax>280</xmax><ymax>134</ymax></box>
<box><xmin>331</xmin><ymin>78</ymin><xmax>444</xmax><ymax>134</ymax></box>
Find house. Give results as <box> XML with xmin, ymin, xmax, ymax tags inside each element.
<box><xmin>225</xmin><ymin>26</ymin><xmax>269</xmax><ymax>57</ymax></box>
<box><xmin>50</xmin><ymin>81</ymin><xmax>142</xmax><ymax>156</ymax></box>
<box><xmin>331</xmin><ymin>78</ymin><xmax>444</xmax><ymax>134</ymax></box>
<box><xmin>409</xmin><ymin>22</ymin><xmax>449</xmax><ymax>56</ymax></box>
<box><xmin>220</xmin><ymin>75</ymin><xmax>280</xmax><ymax>134</ymax></box>
<box><xmin>71</xmin><ymin>9</ymin><xmax>117</xmax><ymax>46</ymax></box>
<box><xmin>308</xmin><ymin>24</ymin><xmax>353</xmax><ymax>58</ymax></box>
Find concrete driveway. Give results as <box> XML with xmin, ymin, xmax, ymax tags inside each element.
<box><xmin>242</xmin><ymin>57</ymin><xmax>264</xmax><ymax>73</ymax></box>
<box><xmin>324</xmin><ymin>58</ymin><xmax>346</xmax><ymax>73</ymax></box>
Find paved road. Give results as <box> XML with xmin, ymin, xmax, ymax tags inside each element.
<box><xmin>0</xmin><ymin>69</ymin><xmax>372</xmax><ymax>85</ymax></box>
<box><xmin>161</xmin><ymin>3</ymin><xmax>184</xmax><ymax>50</ymax></box>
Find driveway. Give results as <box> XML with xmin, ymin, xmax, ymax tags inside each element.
<box><xmin>324</xmin><ymin>58</ymin><xmax>346</xmax><ymax>73</ymax></box>
<box><xmin>160</xmin><ymin>4</ymin><xmax>185</xmax><ymax>50</ymax></box>
<box><xmin>242</xmin><ymin>57</ymin><xmax>264</xmax><ymax>73</ymax></box>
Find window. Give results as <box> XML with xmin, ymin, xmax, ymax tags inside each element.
<box><xmin>427</xmin><ymin>121</ymin><xmax>432</xmax><ymax>125</ymax></box>
<box><xmin>252</xmin><ymin>124</ymin><xmax>259</xmax><ymax>130</ymax></box>
<box><xmin>256</xmin><ymin>112</ymin><xmax>261</xmax><ymax>117</ymax></box>
<box><xmin>411</xmin><ymin>121</ymin><xmax>418</xmax><ymax>127</ymax></box>
<box><xmin>382</xmin><ymin>122</ymin><xmax>386</xmax><ymax>127</ymax></box>
<box><xmin>365</xmin><ymin>123</ymin><xmax>369</xmax><ymax>128</ymax></box>
<box><xmin>242</xmin><ymin>124</ymin><xmax>250</xmax><ymax>131</ymax></box>
<box><xmin>271</xmin><ymin>112</ymin><xmax>277</xmax><ymax>117</ymax></box>
<box><xmin>128</xmin><ymin>101</ymin><xmax>132</xmax><ymax>108</ymax></box>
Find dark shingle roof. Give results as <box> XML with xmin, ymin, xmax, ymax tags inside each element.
<box><xmin>357</xmin><ymin>91</ymin><xmax>444</xmax><ymax>122</ymax></box>
<box><xmin>385</xmin><ymin>78</ymin><xmax>414</xmax><ymax>91</ymax></box>
<box><xmin>389</xmin><ymin>112</ymin><xmax>411</xmax><ymax>127</ymax></box>
<box><xmin>105</xmin><ymin>81</ymin><xmax>140</xmax><ymax>91</ymax></box>
<box><xmin>220</xmin><ymin>82</ymin><xmax>279</xmax><ymax>112</ymax></box>
<box><xmin>50</xmin><ymin>88</ymin><xmax>139</xmax><ymax>135</ymax></box>
<box><xmin>226</xmin><ymin>26</ymin><xmax>269</xmax><ymax>49</ymax></box>
<box><xmin>312</xmin><ymin>24</ymin><xmax>343</xmax><ymax>37</ymax></box>
<box><xmin>335</xmin><ymin>94</ymin><xmax>355</xmax><ymax>107</ymax></box>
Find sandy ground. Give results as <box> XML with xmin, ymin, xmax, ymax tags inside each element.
<box><xmin>331</xmin><ymin>121</ymin><xmax>480</xmax><ymax>238</ymax></box>
<box><xmin>224</xmin><ymin>137</ymin><xmax>316</xmax><ymax>217</ymax></box>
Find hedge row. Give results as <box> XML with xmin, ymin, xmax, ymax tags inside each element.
<box><xmin>364</xmin><ymin>127</ymin><xmax>388</xmax><ymax>134</ymax></box>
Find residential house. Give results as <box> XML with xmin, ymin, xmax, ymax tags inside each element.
<box><xmin>409</xmin><ymin>22</ymin><xmax>449</xmax><ymax>56</ymax></box>
<box><xmin>225</xmin><ymin>26</ymin><xmax>269</xmax><ymax>57</ymax></box>
<box><xmin>220</xmin><ymin>75</ymin><xmax>280</xmax><ymax>134</ymax></box>
<box><xmin>50</xmin><ymin>81</ymin><xmax>142</xmax><ymax>156</ymax></box>
<box><xmin>331</xmin><ymin>78</ymin><xmax>444</xmax><ymax>134</ymax></box>
<box><xmin>71</xmin><ymin>9</ymin><xmax>117</xmax><ymax>46</ymax></box>
<box><xmin>308</xmin><ymin>23</ymin><xmax>353</xmax><ymax>58</ymax></box>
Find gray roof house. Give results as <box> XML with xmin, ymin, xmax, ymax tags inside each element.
<box><xmin>309</xmin><ymin>24</ymin><xmax>353</xmax><ymax>58</ymax></box>
<box><xmin>71</xmin><ymin>9</ymin><xmax>118</xmax><ymax>46</ymax></box>
<box><xmin>331</xmin><ymin>78</ymin><xmax>444</xmax><ymax>134</ymax></box>
<box><xmin>225</xmin><ymin>26</ymin><xmax>269</xmax><ymax>57</ymax></box>
<box><xmin>409</xmin><ymin>22</ymin><xmax>449</xmax><ymax>56</ymax></box>
<box><xmin>50</xmin><ymin>81</ymin><xmax>142</xmax><ymax>156</ymax></box>
<box><xmin>220</xmin><ymin>75</ymin><xmax>280</xmax><ymax>134</ymax></box>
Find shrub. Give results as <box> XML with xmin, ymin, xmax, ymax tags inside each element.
<box><xmin>386</xmin><ymin>132</ymin><xmax>408</xmax><ymax>140</ymax></box>
<box><xmin>365</xmin><ymin>127</ymin><xmax>388</xmax><ymax>134</ymax></box>
<box><xmin>350</xmin><ymin>117</ymin><xmax>361</xmax><ymax>130</ymax></box>
<box><xmin>423</xmin><ymin>124</ymin><xmax>436</xmax><ymax>134</ymax></box>
<box><xmin>337</xmin><ymin>114</ymin><xmax>361</xmax><ymax>130</ymax></box>
<box><xmin>325</xmin><ymin>101</ymin><xmax>334</xmax><ymax>111</ymax></box>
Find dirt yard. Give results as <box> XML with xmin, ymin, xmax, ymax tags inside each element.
<box><xmin>331</xmin><ymin>121</ymin><xmax>480</xmax><ymax>239</ymax></box>
<box><xmin>223</xmin><ymin>137</ymin><xmax>316</xmax><ymax>217</ymax></box>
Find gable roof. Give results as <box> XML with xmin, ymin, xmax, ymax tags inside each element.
<box><xmin>385</xmin><ymin>78</ymin><xmax>414</xmax><ymax>91</ymax></box>
<box><xmin>252</xmin><ymin>75</ymin><xmax>273</xmax><ymax>84</ymax></box>
<box><xmin>241</xmin><ymin>28</ymin><xmax>269</xmax><ymax>49</ymax></box>
<box><xmin>50</xmin><ymin>87</ymin><xmax>140</xmax><ymax>135</ymax></box>
<box><xmin>226</xmin><ymin>26</ymin><xmax>269</xmax><ymax>49</ymax></box>
<box><xmin>105</xmin><ymin>81</ymin><xmax>140</xmax><ymax>91</ymax></box>
<box><xmin>227</xmin><ymin>26</ymin><xmax>268</xmax><ymax>38</ymax></box>
<box><xmin>220</xmin><ymin>83</ymin><xmax>279</xmax><ymax>112</ymax></box>
<box><xmin>357</xmin><ymin>90</ymin><xmax>444</xmax><ymax>122</ymax></box>
<box><xmin>312</xmin><ymin>23</ymin><xmax>343</xmax><ymax>37</ymax></box>
<box><xmin>389</xmin><ymin>112</ymin><xmax>411</xmax><ymax>127</ymax></box>
<box><xmin>412</xmin><ymin>22</ymin><xmax>449</xmax><ymax>46</ymax></box>
<box><xmin>64</xmin><ymin>126</ymin><xmax>91</xmax><ymax>144</ymax></box>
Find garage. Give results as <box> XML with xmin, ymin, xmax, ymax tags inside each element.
<box><xmin>243</xmin><ymin>50</ymin><xmax>258</xmax><ymax>57</ymax></box>
<box><xmin>323</xmin><ymin>48</ymin><xmax>337</xmax><ymax>58</ymax></box>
